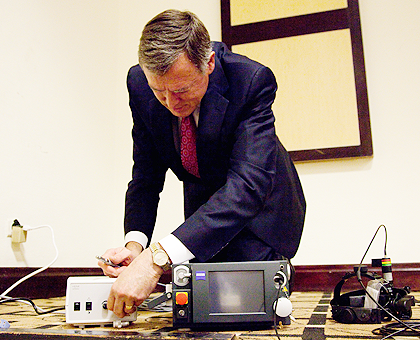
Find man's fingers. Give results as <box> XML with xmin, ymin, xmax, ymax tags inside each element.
<box><xmin>107</xmin><ymin>295</ymin><xmax>115</xmax><ymax>312</ymax></box>
<box><xmin>124</xmin><ymin>303</ymin><xmax>136</xmax><ymax>314</ymax></box>
<box><xmin>98</xmin><ymin>261</ymin><xmax>121</xmax><ymax>278</ymax></box>
<box><xmin>106</xmin><ymin>249</ymin><xmax>162</xmax><ymax>318</ymax></box>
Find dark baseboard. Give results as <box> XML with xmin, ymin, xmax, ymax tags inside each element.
<box><xmin>1</xmin><ymin>263</ymin><xmax>418</xmax><ymax>299</ymax></box>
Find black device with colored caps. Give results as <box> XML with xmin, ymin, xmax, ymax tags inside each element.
<box><xmin>172</xmin><ymin>260</ymin><xmax>292</xmax><ymax>330</ymax></box>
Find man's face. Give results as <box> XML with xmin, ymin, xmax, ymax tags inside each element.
<box><xmin>144</xmin><ymin>52</ymin><xmax>215</xmax><ymax>118</ymax></box>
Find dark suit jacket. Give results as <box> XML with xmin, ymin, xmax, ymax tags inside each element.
<box><xmin>124</xmin><ymin>42</ymin><xmax>306</xmax><ymax>262</ymax></box>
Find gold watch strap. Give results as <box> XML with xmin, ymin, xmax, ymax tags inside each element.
<box><xmin>150</xmin><ymin>242</ymin><xmax>172</xmax><ymax>271</ymax></box>
<box><xmin>150</xmin><ymin>242</ymin><xmax>160</xmax><ymax>253</ymax></box>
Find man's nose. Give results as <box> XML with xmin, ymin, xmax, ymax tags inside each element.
<box><xmin>164</xmin><ymin>91</ymin><xmax>179</xmax><ymax>110</ymax></box>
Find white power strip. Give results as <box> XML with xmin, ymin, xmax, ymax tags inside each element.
<box><xmin>65</xmin><ymin>276</ymin><xmax>137</xmax><ymax>328</ymax></box>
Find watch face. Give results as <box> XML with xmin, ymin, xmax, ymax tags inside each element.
<box><xmin>154</xmin><ymin>250</ymin><xmax>169</xmax><ymax>266</ymax></box>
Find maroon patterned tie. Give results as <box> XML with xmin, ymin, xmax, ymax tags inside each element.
<box><xmin>180</xmin><ymin>114</ymin><xmax>200</xmax><ymax>178</ymax></box>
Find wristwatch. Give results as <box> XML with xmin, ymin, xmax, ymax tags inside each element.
<box><xmin>150</xmin><ymin>242</ymin><xmax>172</xmax><ymax>271</ymax></box>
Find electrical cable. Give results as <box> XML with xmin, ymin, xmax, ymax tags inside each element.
<box><xmin>356</xmin><ymin>224</ymin><xmax>387</xmax><ymax>282</ymax></box>
<box><xmin>273</xmin><ymin>264</ymin><xmax>292</xmax><ymax>340</ymax></box>
<box><xmin>0</xmin><ymin>224</ymin><xmax>62</xmax><ymax>315</ymax></box>
<box><xmin>356</xmin><ymin>225</ymin><xmax>420</xmax><ymax>339</ymax></box>
<box><xmin>273</xmin><ymin>284</ymin><xmax>282</xmax><ymax>340</ymax></box>
<box><xmin>372</xmin><ymin>320</ymin><xmax>420</xmax><ymax>338</ymax></box>
<box><xmin>273</xmin><ymin>286</ymin><xmax>292</xmax><ymax>340</ymax></box>
<box><xmin>1</xmin><ymin>224</ymin><xmax>59</xmax><ymax>298</ymax></box>
<box><xmin>0</xmin><ymin>223</ymin><xmax>64</xmax><ymax>315</ymax></box>
<box><xmin>0</xmin><ymin>297</ymin><xmax>65</xmax><ymax>315</ymax></box>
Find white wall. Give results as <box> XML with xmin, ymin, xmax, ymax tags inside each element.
<box><xmin>1</xmin><ymin>0</ymin><xmax>419</xmax><ymax>268</ymax></box>
<box><xmin>293</xmin><ymin>0</ymin><xmax>420</xmax><ymax>265</ymax></box>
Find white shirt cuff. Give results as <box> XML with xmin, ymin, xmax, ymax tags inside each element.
<box><xmin>124</xmin><ymin>231</ymin><xmax>148</xmax><ymax>250</ymax></box>
<box><xmin>159</xmin><ymin>234</ymin><xmax>195</xmax><ymax>264</ymax></box>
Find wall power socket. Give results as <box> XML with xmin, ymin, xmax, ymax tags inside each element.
<box><xmin>6</xmin><ymin>219</ymin><xmax>27</xmax><ymax>243</ymax></box>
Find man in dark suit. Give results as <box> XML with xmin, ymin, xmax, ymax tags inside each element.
<box><xmin>99</xmin><ymin>9</ymin><xmax>306</xmax><ymax>318</ymax></box>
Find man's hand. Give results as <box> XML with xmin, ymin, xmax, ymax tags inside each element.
<box><xmin>98</xmin><ymin>242</ymin><xmax>143</xmax><ymax>278</ymax></box>
<box><xmin>106</xmin><ymin>248</ymin><xmax>163</xmax><ymax>318</ymax></box>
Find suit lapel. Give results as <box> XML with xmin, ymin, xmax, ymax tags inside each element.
<box><xmin>197</xmin><ymin>53</ymin><xmax>229</xmax><ymax>146</ymax></box>
<box><xmin>198</xmin><ymin>90</ymin><xmax>229</xmax><ymax>144</ymax></box>
<box><xmin>148</xmin><ymin>98</ymin><xmax>181</xmax><ymax>171</ymax></box>
<box><xmin>197</xmin><ymin>60</ymin><xmax>230</xmax><ymax>180</ymax></box>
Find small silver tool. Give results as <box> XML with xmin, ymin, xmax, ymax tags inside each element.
<box><xmin>95</xmin><ymin>255</ymin><xmax>121</xmax><ymax>268</ymax></box>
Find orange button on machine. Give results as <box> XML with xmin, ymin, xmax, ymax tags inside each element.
<box><xmin>176</xmin><ymin>292</ymin><xmax>189</xmax><ymax>305</ymax></box>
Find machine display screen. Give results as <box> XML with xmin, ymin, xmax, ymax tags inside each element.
<box><xmin>209</xmin><ymin>270</ymin><xmax>265</xmax><ymax>314</ymax></box>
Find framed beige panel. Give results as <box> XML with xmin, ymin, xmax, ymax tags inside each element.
<box><xmin>232</xmin><ymin>29</ymin><xmax>360</xmax><ymax>151</ymax></box>
<box><xmin>221</xmin><ymin>0</ymin><xmax>372</xmax><ymax>162</ymax></box>
<box><xmin>231</xmin><ymin>0</ymin><xmax>347</xmax><ymax>25</ymax></box>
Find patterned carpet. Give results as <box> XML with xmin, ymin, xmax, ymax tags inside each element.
<box><xmin>1</xmin><ymin>291</ymin><xmax>419</xmax><ymax>339</ymax></box>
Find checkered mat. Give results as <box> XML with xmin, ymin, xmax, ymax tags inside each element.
<box><xmin>1</xmin><ymin>292</ymin><xmax>420</xmax><ymax>339</ymax></box>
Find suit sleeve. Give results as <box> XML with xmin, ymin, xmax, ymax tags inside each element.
<box><xmin>124</xmin><ymin>70</ymin><xmax>168</xmax><ymax>242</ymax></box>
<box><xmin>173</xmin><ymin>66</ymin><xmax>281</xmax><ymax>262</ymax></box>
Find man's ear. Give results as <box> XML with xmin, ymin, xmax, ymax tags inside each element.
<box><xmin>207</xmin><ymin>51</ymin><xmax>216</xmax><ymax>75</ymax></box>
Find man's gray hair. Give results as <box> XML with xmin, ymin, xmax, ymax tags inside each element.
<box><xmin>138</xmin><ymin>9</ymin><xmax>213</xmax><ymax>75</ymax></box>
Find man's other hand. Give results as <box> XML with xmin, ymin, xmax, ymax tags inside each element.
<box><xmin>106</xmin><ymin>248</ymin><xmax>163</xmax><ymax>318</ymax></box>
<box><xmin>98</xmin><ymin>242</ymin><xmax>143</xmax><ymax>277</ymax></box>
